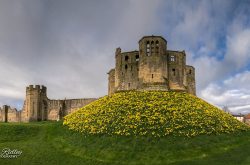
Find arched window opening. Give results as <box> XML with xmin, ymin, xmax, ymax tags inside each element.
<box><xmin>170</xmin><ymin>55</ymin><xmax>175</xmax><ymax>62</ymax></box>
<box><xmin>125</xmin><ymin>56</ymin><xmax>129</xmax><ymax>61</ymax></box>
<box><xmin>146</xmin><ymin>41</ymin><xmax>150</xmax><ymax>56</ymax></box>
<box><xmin>152</xmin><ymin>74</ymin><xmax>154</xmax><ymax>79</ymax></box>
<box><xmin>150</xmin><ymin>41</ymin><xmax>154</xmax><ymax>55</ymax></box>
<box><xmin>172</xmin><ymin>68</ymin><xmax>176</xmax><ymax>76</ymax></box>
<box><xmin>125</xmin><ymin>64</ymin><xmax>128</xmax><ymax>70</ymax></box>
<box><xmin>131</xmin><ymin>66</ymin><xmax>133</xmax><ymax>71</ymax></box>
<box><xmin>146</xmin><ymin>47</ymin><xmax>150</xmax><ymax>56</ymax></box>
<box><xmin>189</xmin><ymin>69</ymin><xmax>192</xmax><ymax>74</ymax></box>
<box><xmin>156</xmin><ymin>40</ymin><xmax>159</xmax><ymax>46</ymax></box>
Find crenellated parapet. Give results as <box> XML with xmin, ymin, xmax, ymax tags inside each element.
<box><xmin>26</xmin><ymin>85</ymin><xmax>47</xmax><ymax>95</ymax></box>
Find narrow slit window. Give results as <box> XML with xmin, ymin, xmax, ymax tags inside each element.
<box><xmin>156</xmin><ymin>46</ymin><xmax>159</xmax><ymax>54</ymax></box>
<box><xmin>189</xmin><ymin>69</ymin><xmax>192</xmax><ymax>74</ymax></box>
<box><xmin>135</xmin><ymin>54</ymin><xmax>139</xmax><ymax>61</ymax></box>
<box><xmin>151</xmin><ymin>41</ymin><xmax>155</xmax><ymax>54</ymax></box>
<box><xmin>125</xmin><ymin>64</ymin><xmax>128</xmax><ymax>70</ymax></box>
<box><xmin>152</xmin><ymin>74</ymin><xmax>154</xmax><ymax>78</ymax></box>
<box><xmin>172</xmin><ymin>68</ymin><xmax>176</xmax><ymax>76</ymax></box>
<box><xmin>146</xmin><ymin>48</ymin><xmax>150</xmax><ymax>56</ymax></box>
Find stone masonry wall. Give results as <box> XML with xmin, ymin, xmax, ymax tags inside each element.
<box><xmin>0</xmin><ymin>105</ymin><xmax>21</xmax><ymax>122</ymax></box>
<box><xmin>0</xmin><ymin>85</ymin><xmax>97</xmax><ymax>123</ymax></box>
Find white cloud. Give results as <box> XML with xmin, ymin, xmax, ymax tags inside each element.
<box><xmin>225</xmin><ymin>29</ymin><xmax>250</xmax><ymax>69</ymax></box>
<box><xmin>200</xmin><ymin>71</ymin><xmax>250</xmax><ymax>114</ymax></box>
<box><xmin>0</xmin><ymin>0</ymin><xmax>164</xmax><ymax>108</ymax></box>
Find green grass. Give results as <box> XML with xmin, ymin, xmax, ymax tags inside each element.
<box><xmin>1</xmin><ymin>121</ymin><xmax>250</xmax><ymax>165</ymax></box>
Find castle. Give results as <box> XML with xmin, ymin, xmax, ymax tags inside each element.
<box><xmin>0</xmin><ymin>36</ymin><xmax>195</xmax><ymax>122</ymax></box>
<box><xmin>108</xmin><ymin>36</ymin><xmax>195</xmax><ymax>95</ymax></box>
<box><xmin>0</xmin><ymin>85</ymin><xmax>96</xmax><ymax>122</ymax></box>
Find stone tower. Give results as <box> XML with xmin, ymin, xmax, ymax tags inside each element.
<box><xmin>108</xmin><ymin>35</ymin><xmax>196</xmax><ymax>95</ymax></box>
<box><xmin>23</xmin><ymin>85</ymin><xmax>48</xmax><ymax>121</ymax></box>
<box><xmin>138</xmin><ymin>36</ymin><xmax>169</xmax><ymax>90</ymax></box>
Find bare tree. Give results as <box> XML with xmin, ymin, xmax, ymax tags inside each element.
<box><xmin>222</xmin><ymin>106</ymin><xmax>231</xmax><ymax>114</ymax></box>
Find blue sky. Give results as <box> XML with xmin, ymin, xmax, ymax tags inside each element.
<box><xmin>0</xmin><ymin>0</ymin><xmax>250</xmax><ymax>114</ymax></box>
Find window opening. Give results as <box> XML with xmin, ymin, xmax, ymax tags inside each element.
<box><xmin>156</xmin><ymin>40</ymin><xmax>159</xmax><ymax>46</ymax></box>
<box><xmin>170</xmin><ymin>55</ymin><xmax>175</xmax><ymax>62</ymax></box>
<box><xmin>135</xmin><ymin>54</ymin><xmax>139</xmax><ymax>61</ymax></box>
<box><xmin>172</xmin><ymin>68</ymin><xmax>176</xmax><ymax>76</ymax></box>
<box><xmin>125</xmin><ymin>56</ymin><xmax>129</xmax><ymax>61</ymax></box>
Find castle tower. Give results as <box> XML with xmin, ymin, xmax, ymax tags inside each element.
<box><xmin>114</xmin><ymin>47</ymin><xmax>122</xmax><ymax>89</ymax></box>
<box><xmin>108</xmin><ymin>69</ymin><xmax>115</xmax><ymax>95</ymax></box>
<box><xmin>2</xmin><ymin>105</ymin><xmax>9</xmax><ymax>122</ymax></box>
<box><xmin>24</xmin><ymin>85</ymin><xmax>48</xmax><ymax>121</ymax></box>
<box><xmin>138</xmin><ymin>36</ymin><xmax>169</xmax><ymax>90</ymax></box>
<box><xmin>185</xmin><ymin>66</ymin><xmax>196</xmax><ymax>95</ymax></box>
<box><xmin>167</xmin><ymin>50</ymin><xmax>186</xmax><ymax>91</ymax></box>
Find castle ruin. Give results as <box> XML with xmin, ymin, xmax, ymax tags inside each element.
<box><xmin>0</xmin><ymin>35</ymin><xmax>196</xmax><ymax>122</ymax></box>
<box><xmin>0</xmin><ymin>85</ymin><xmax>96</xmax><ymax>122</ymax></box>
<box><xmin>108</xmin><ymin>36</ymin><xmax>196</xmax><ymax>95</ymax></box>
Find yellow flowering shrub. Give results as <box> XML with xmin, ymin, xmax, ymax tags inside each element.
<box><xmin>63</xmin><ymin>91</ymin><xmax>249</xmax><ymax>137</ymax></box>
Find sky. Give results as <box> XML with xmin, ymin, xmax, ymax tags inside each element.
<box><xmin>0</xmin><ymin>0</ymin><xmax>250</xmax><ymax>114</ymax></box>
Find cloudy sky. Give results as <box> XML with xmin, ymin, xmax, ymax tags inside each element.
<box><xmin>0</xmin><ymin>0</ymin><xmax>250</xmax><ymax>114</ymax></box>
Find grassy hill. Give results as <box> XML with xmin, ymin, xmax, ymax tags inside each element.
<box><xmin>0</xmin><ymin>122</ymin><xmax>250</xmax><ymax>164</ymax></box>
<box><xmin>64</xmin><ymin>91</ymin><xmax>248</xmax><ymax>137</ymax></box>
<box><xmin>1</xmin><ymin>91</ymin><xmax>249</xmax><ymax>164</ymax></box>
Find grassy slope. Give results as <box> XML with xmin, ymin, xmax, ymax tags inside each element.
<box><xmin>64</xmin><ymin>91</ymin><xmax>248</xmax><ymax>137</ymax></box>
<box><xmin>1</xmin><ymin>122</ymin><xmax>250</xmax><ymax>165</ymax></box>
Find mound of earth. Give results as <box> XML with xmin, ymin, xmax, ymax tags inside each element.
<box><xmin>63</xmin><ymin>91</ymin><xmax>248</xmax><ymax>137</ymax></box>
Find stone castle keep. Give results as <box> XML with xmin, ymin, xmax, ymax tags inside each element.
<box><xmin>108</xmin><ymin>36</ymin><xmax>195</xmax><ymax>95</ymax></box>
<box><xmin>0</xmin><ymin>36</ymin><xmax>195</xmax><ymax>122</ymax></box>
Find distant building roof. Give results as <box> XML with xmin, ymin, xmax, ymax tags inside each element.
<box><xmin>245</xmin><ymin>114</ymin><xmax>250</xmax><ymax>119</ymax></box>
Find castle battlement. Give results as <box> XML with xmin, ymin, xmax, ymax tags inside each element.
<box><xmin>26</xmin><ymin>85</ymin><xmax>47</xmax><ymax>97</ymax></box>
